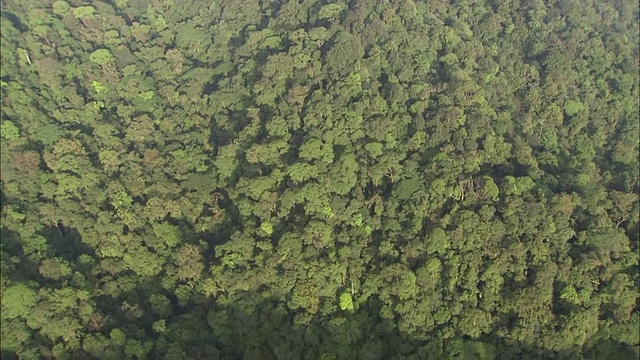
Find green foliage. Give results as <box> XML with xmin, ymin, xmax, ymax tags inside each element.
<box><xmin>564</xmin><ymin>100</ymin><xmax>585</xmax><ymax>116</ymax></box>
<box><xmin>52</xmin><ymin>1</ymin><xmax>71</xmax><ymax>16</ymax></box>
<box><xmin>338</xmin><ymin>292</ymin><xmax>354</xmax><ymax>311</ymax></box>
<box><xmin>560</xmin><ymin>285</ymin><xmax>581</xmax><ymax>305</ymax></box>
<box><xmin>152</xmin><ymin>320</ymin><xmax>166</xmax><ymax>333</ymax></box>
<box><xmin>72</xmin><ymin>6</ymin><xmax>95</xmax><ymax>20</ymax></box>
<box><xmin>109</xmin><ymin>329</ymin><xmax>126</xmax><ymax>346</ymax></box>
<box><xmin>481</xmin><ymin>176</ymin><xmax>500</xmax><ymax>201</ymax></box>
<box><xmin>123</xmin><ymin>246</ymin><xmax>163</xmax><ymax>277</ymax></box>
<box><xmin>1</xmin><ymin>121</ymin><xmax>20</xmax><ymax>140</ymax></box>
<box><xmin>299</xmin><ymin>138</ymin><xmax>334</xmax><ymax>164</ymax></box>
<box><xmin>1</xmin><ymin>284</ymin><xmax>37</xmax><ymax>320</ymax></box>
<box><xmin>89</xmin><ymin>49</ymin><xmax>115</xmax><ymax>65</ymax></box>
<box><xmin>287</xmin><ymin>163</ymin><xmax>318</xmax><ymax>184</ymax></box>
<box><xmin>260</xmin><ymin>222</ymin><xmax>273</xmax><ymax>236</ymax></box>
<box><xmin>215</xmin><ymin>144</ymin><xmax>240</xmax><ymax>179</ymax></box>
<box><xmin>319</xmin><ymin>3</ymin><xmax>347</xmax><ymax>22</ymax></box>
<box><xmin>426</xmin><ymin>227</ymin><xmax>450</xmax><ymax>255</ymax></box>
<box><xmin>150</xmin><ymin>14</ymin><xmax>168</xmax><ymax>32</ymax></box>
<box><xmin>39</xmin><ymin>258</ymin><xmax>72</xmax><ymax>280</ymax></box>
<box><xmin>152</xmin><ymin>222</ymin><xmax>182</xmax><ymax>248</ymax></box>
<box><xmin>396</xmin><ymin>177</ymin><xmax>421</xmax><ymax>200</ymax></box>
<box><xmin>138</xmin><ymin>90</ymin><xmax>155</xmax><ymax>101</ymax></box>
<box><xmin>365</xmin><ymin>142</ymin><xmax>384</xmax><ymax>158</ymax></box>
<box><xmin>0</xmin><ymin>0</ymin><xmax>637</xmax><ymax>359</ymax></box>
<box><xmin>92</xmin><ymin>81</ymin><xmax>108</xmax><ymax>94</ymax></box>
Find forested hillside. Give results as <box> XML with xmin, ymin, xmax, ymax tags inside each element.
<box><xmin>1</xmin><ymin>0</ymin><xmax>638</xmax><ymax>359</ymax></box>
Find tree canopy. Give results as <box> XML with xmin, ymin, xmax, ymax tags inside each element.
<box><xmin>1</xmin><ymin>0</ymin><xmax>638</xmax><ymax>359</ymax></box>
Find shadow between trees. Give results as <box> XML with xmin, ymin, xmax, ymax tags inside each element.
<box><xmin>152</xmin><ymin>291</ymin><xmax>637</xmax><ymax>359</ymax></box>
<box><xmin>0</xmin><ymin>222</ymin><xmax>637</xmax><ymax>360</ymax></box>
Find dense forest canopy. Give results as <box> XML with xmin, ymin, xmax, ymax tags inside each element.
<box><xmin>0</xmin><ymin>0</ymin><xmax>639</xmax><ymax>359</ymax></box>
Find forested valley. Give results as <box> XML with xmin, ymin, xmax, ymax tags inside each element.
<box><xmin>0</xmin><ymin>0</ymin><xmax>638</xmax><ymax>359</ymax></box>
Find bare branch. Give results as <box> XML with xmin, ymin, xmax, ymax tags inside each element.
<box><xmin>22</xmin><ymin>49</ymin><xmax>31</xmax><ymax>65</ymax></box>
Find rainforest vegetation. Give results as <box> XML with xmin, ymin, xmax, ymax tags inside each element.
<box><xmin>0</xmin><ymin>0</ymin><xmax>638</xmax><ymax>359</ymax></box>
